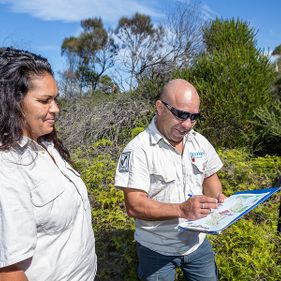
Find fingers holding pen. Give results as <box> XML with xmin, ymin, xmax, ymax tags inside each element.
<box><xmin>179</xmin><ymin>195</ymin><xmax>219</xmax><ymax>220</ymax></box>
<box><xmin>217</xmin><ymin>192</ymin><xmax>227</xmax><ymax>203</ymax></box>
<box><xmin>192</xmin><ymin>194</ymin><xmax>219</xmax><ymax>210</ymax></box>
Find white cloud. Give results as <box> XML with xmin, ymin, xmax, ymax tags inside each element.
<box><xmin>0</xmin><ymin>0</ymin><xmax>162</xmax><ymax>23</ymax></box>
<box><xmin>201</xmin><ymin>4</ymin><xmax>218</xmax><ymax>20</ymax></box>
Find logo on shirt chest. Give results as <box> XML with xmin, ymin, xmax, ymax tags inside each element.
<box><xmin>190</xmin><ymin>151</ymin><xmax>204</xmax><ymax>162</ymax></box>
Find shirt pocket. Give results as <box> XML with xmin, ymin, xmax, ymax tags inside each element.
<box><xmin>31</xmin><ymin>181</ymin><xmax>77</xmax><ymax>233</ymax></box>
<box><xmin>190</xmin><ymin>158</ymin><xmax>206</xmax><ymax>188</ymax></box>
<box><xmin>149</xmin><ymin>169</ymin><xmax>176</xmax><ymax>201</ymax></box>
<box><xmin>191</xmin><ymin>158</ymin><xmax>206</xmax><ymax>174</ymax></box>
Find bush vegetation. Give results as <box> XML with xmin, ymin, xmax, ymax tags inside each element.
<box><xmin>176</xmin><ymin>18</ymin><xmax>276</xmax><ymax>150</ymax></box>
<box><xmin>57</xmin><ymin>93</ymin><xmax>154</xmax><ymax>153</ymax></box>
<box><xmin>71</xmin><ymin>143</ymin><xmax>281</xmax><ymax>281</ymax></box>
<box><xmin>55</xmin><ymin>16</ymin><xmax>281</xmax><ymax>281</ymax></box>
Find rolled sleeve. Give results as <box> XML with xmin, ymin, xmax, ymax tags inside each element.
<box><xmin>0</xmin><ymin>165</ymin><xmax>36</xmax><ymax>267</ymax></box>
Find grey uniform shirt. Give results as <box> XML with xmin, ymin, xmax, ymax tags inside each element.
<box><xmin>0</xmin><ymin>137</ymin><xmax>97</xmax><ymax>280</ymax></box>
<box><xmin>115</xmin><ymin>117</ymin><xmax>223</xmax><ymax>256</ymax></box>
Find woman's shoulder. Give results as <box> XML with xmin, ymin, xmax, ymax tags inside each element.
<box><xmin>0</xmin><ymin>140</ymin><xmax>38</xmax><ymax>170</ymax></box>
<box><xmin>0</xmin><ymin>147</ymin><xmax>20</xmax><ymax>164</ymax></box>
<box><xmin>0</xmin><ymin>150</ymin><xmax>23</xmax><ymax>186</ymax></box>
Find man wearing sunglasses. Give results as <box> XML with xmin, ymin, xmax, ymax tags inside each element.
<box><xmin>115</xmin><ymin>79</ymin><xmax>225</xmax><ymax>281</ymax></box>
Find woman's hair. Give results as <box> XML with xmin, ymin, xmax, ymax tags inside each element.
<box><xmin>0</xmin><ymin>47</ymin><xmax>70</xmax><ymax>161</ymax></box>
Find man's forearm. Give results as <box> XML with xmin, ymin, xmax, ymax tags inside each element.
<box><xmin>123</xmin><ymin>188</ymin><xmax>219</xmax><ymax>221</ymax></box>
<box><xmin>0</xmin><ymin>266</ymin><xmax>28</xmax><ymax>281</ymax></box>
<box><xmin>203</xmin><ymin>173</ymin><xmax>223</xmax><ymax>198</ymax></box>
<box><xmin>124</xmin><ymin>189</ymin><xmax>181</xmax><ymax>220</ymax></box>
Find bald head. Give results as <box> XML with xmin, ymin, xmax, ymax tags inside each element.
<box><xmin>155</xmin><ymin>79</ymin><xmax>200</xmax><ymax>146</ymax></box>
<box><xmin>160</xmin><ymin>79</ymin><xmax>200</xmax><ymax>108</ymax></box>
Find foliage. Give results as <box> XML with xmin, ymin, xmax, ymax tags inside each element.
<box><xmin>177</xmin><ymin>18</ymin><xmax>275</xmax><ymax>150</ymax></box>
<box><xmin>58</xmin><ymin>1</ymin><xmax>206</xmax><ymax>94</ymax></box>
<box><xmin>272</xmin><ymin>43</ymin><xmax>281</xmax><ymax>100</ymax></box>
<box><xmin>164</xmin><ymin>0</ymin><xmax>204</xmax><ymax>67</ymax></box>
<box><xmin>218</xmin><ymin>148</ymin><xmax>281</xmax><ymax>192</ymax></box>
<box><xmin>57</xmin><ymin>13</ymin><xmax>281</xmax><ymax>281</ymax></box>
<box><xmin>211</xmin><ymin>220</ymin><xmax>281</xmax><ymax>281</ymax></box>
<box><xmin>273</xmin><ymin>70</ymin><xmax>281</xmax><ymax>99</ymax></box>
<box><xmin>214</xmin><ymin>149</ymin><xmax>281</xmax><ymax>280</ymax></box>
<box><xmin>115</xmin><ymin>12</ymin><xmax>165</xmax><ymax>90</ymax></box>
<box><xmin>61</xmin><ymin>17</ymin><xmax>117</xmax><ymax>95</ymax></box>
<box><xmin>267</xmin><ymin>44</ymin><xmax>281</xmax><ymax>149</ymax></box>
<box><xmin>134</xmin><ymin>76</ymin><xmax>166</xmax><ymax>101</ymax></box>
<box><xmin>203</xmin><ymin>17</ymin><xmax>257</xmax><ymax>53</ymax></box>
<box><xmin>130</xmin><ymin>127</ymin><xmax>145</xmax><ymax>139</ymax></box>
<box><xmin>252</xmin><ymin>101</ymin><xmax>281</xmax><ymax>155</ymax></box>
<box><xmin>57</xmin><ymin>93</ymin><xmax>154</xmax><ymax>154</ymax></box>
<box><xmin>72</xmin><ymin>140</ymin><xmax>136</xmax><ymax>281</ymax></box>
<box><xmin>96</xmin><ymin>75</ymin><xmax>119</xmax><ymax>94</ymax></box>
<box><xmin>71</xmin><ymin>141</ymin><xmax>281</xmax><ymax>280</ymax></box>
<box><xmin>272</xmin><ymin>44</ymin><xmax>281</xmax><ymax>56</ymax></box>
<box><xmin>112</xmin><ymin>1</ymin><xmax>205</xmax><ymax>93</ymax></box>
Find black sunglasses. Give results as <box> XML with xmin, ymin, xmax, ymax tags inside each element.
<box><xmin>161</xmin><ymin>100</ymin><xmax>200</xmax><ymax>122</ymax></box>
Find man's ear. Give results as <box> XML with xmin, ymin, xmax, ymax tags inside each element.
<box><xmin>155</xmin><ymin>100</ymin><xmax>164</xmax><ymax>116</ymax></box>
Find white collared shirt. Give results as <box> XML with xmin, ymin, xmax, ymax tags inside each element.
<box><xmin>115</xmin><ymin>117</ymin><xmax>223</xmax><ymax>256</ymax></box>
<box><xmin>0</xmin><ymin>137</ymin><xmax>97</xmax><ymax>280</ymax></box>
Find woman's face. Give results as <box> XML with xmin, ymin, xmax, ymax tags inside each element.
<box><xmin>21</xmin><ymin>72</ymin><xmax>59</xmax><ymax>141</ymax></box>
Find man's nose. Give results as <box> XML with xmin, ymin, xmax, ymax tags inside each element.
<box><xmin>180</xmin><ymin>118</ymin><xmax>193</xmax><ymax>129</ymax></box>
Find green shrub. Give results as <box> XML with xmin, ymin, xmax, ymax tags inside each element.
<box><xmin>252</xmin><ymin>101</ymin><xmax>281</xmax><ymax>155</ymax></box>
<box><xmin>218</xmin><ymin>148</ymin><xmax>281</xmax><ymax>193</ymax></box>
<box><xmin>73</xmin><ymin>145</ymin><xmax>281</xmax><ymax>280</ymax></box>
<box><xmin>177</xmin><ymin>18</ymin><xmax>275</xmax><ymax>150</ymax></box>
<box><xmin>211</xmin><ymin>220</ymin><xmax>281</xmax><ymax>281</ymax></box>
<box><xmin>213</xmin><ymin>149</ymin><xmax>281</xmax><ymax>280</ymax></box>
<box><xmin>73</xmin><ymin>140</ymin><xmax>136</xmax><ymax>280</ymax></box>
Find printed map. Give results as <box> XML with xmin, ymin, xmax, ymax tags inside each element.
<box><xmin>178</xmin><ymin>191</ymin><xmax>273</xmax><ymax>234</ymax></box>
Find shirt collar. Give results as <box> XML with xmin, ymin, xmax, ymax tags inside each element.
<box><xmin>17</xmin><ymin>136</ymin><xmax>53</xmax><ymax>150</ymax></box>
<box><xmin>148</xmin><ymin>116</ymin><xmax>163</xmax><ymax>145</ymax></box>
<box><xmin>17</xmin><ymin>136</ymin><xmax>33</xmax><ymax>148</ymax></box>
<box><xmin>148</xmin><ymin>116</ymin><xmax>196</xmax><ymax>146</ymax></box>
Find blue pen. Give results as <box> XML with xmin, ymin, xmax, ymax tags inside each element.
<box><xmin>188</xmin><ymin>193</ymin><xmax>193</xmax><ymax>198</ymax></box>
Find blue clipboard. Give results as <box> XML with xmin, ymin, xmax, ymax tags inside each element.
<box><xmin>178</xmin><ymin>187</ymin><xmax>280</xmax><ymax>235</ymax></box>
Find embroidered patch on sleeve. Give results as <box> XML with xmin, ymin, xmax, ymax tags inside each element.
<box><xmin>118</xmin><ymin>151</ymin><xmax>131</xmax><ymax>173</ymax></box>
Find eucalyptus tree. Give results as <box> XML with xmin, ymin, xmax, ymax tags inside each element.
<box><xmin>114</xmin><ymin>13</ymin><xmax>165</xmax><ymax>90</ymax></box>
<box><xmin>61</xmin><ymin>17</ymin><xmax>117</xmax><ymax>96</ymax></box>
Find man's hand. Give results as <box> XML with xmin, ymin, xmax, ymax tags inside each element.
<box><xmin>178</xmin><ymin>195</ymin><xmax>219</xmax><ymax>220</ymax></box>
<box><xmin>217</xmin><ymin>193</ymin><xmax>226</xmax><ymax>203</ymax></box>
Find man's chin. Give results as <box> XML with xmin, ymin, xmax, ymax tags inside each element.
<box><xmin>175</xmin><ymin>132</ymin><xmax>188</xmax><ymax>139</ymax></box>
<box><xmin>171</xmin><ymin>136</ymin><xmax>184</xmax><ymax>144</ymax></box>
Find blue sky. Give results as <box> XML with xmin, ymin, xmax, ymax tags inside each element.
<box><xmin>0</xmin><ymin>0</ymin><xmax>280</xmax><ymax>77</ymax></box>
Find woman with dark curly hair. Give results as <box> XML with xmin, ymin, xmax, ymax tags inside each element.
<box><xmin>0</xmin><ymin>48</ymin><xmax>97</xmax><ymax>281</ymax></box>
